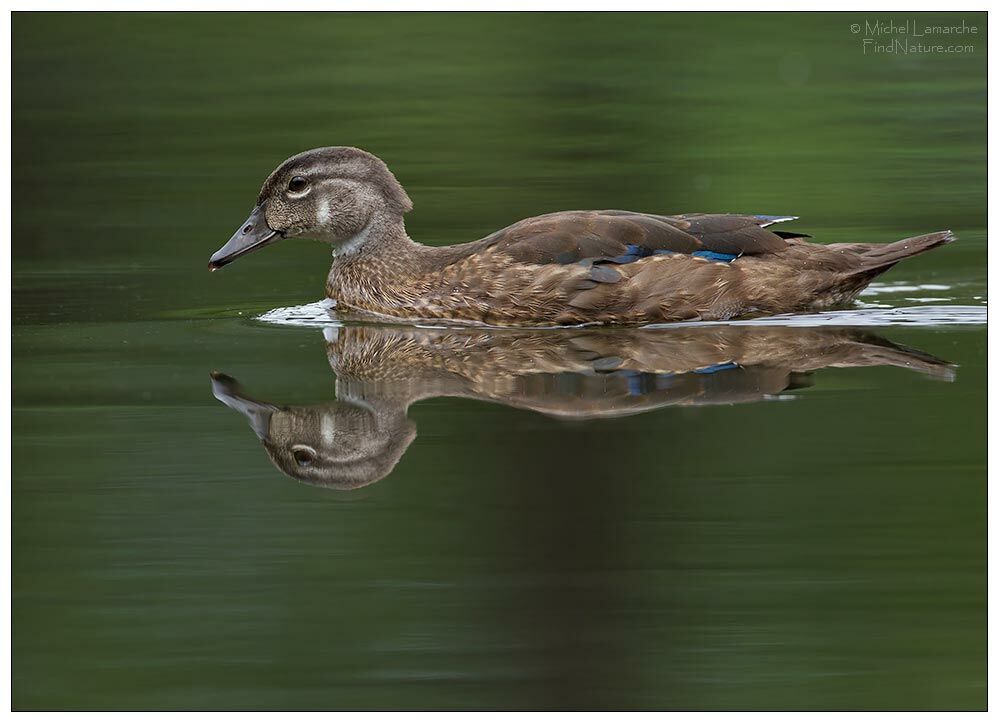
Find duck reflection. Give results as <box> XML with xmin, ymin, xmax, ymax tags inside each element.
<box><xmin>212</xmin><ymin>325</ymin><xmax>954</xmax><ymax>489</ymax></box>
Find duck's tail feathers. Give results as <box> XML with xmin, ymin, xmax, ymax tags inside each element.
<box><xmin>850</xmin><ymin>230</ymin><xmax>956</xmax><ymax>277</ymax></box>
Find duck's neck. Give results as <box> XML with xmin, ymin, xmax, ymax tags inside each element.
<box><xmin>325</xmin><ymin>212</ymin><xmax>436</xmax><ymax>309</ymax></box>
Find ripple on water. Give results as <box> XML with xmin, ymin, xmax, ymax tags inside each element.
<box><xmin>257</xmin><ymin>299</ymin><xmax>339</xmax><ymax>327</ymax></box>
<box><xmin>859</xmin><ymin>282</ymin><xmax>955</xmax><ymax>296</ymax></box>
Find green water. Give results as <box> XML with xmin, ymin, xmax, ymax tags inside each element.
<box><xmin>12</xmin><ymin>12</ymin><xmax>987</xmax><ymax>711</ymax></box>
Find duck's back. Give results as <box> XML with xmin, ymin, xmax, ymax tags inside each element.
<box><xmin>419</xmin><ymin>210</ymin><xmax>819</xmax><ymax>325</ymax></box>
<box><xmin>474</xmin><ymin>210</ymin><xmax>801</xmax><ymax>265</ymax></box>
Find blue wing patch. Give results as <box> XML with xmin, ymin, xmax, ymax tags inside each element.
<box><xmin>593</xmin><ymin>245</ymin><xmax>740</xmax><ymax>266</ymax></box>
<box><xmin>692</xmin><ymin>250</ymin><xmax>739</xmax><ymax>263</ymax></box>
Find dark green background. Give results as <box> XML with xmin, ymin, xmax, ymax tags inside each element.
<box><xmin>12</xmin><ymin>12</ymin><xmax>986</xmax><ymax>710</ymax></box>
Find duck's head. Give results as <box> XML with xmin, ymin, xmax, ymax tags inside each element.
<box><xmin>209</xmin><ymin>146</ymin><xmax>412</xmax><ymax>270</ymax></box>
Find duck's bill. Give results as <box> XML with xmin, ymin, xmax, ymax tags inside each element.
<box><xmin>209</xmin><ymin>204</ymin><xmax>282</xmax><ymax>271</ymax></box>
<box><xmin>210</xmin><ymin>371</ymin><xmax>278</xmax><ymax>440</ymax></box>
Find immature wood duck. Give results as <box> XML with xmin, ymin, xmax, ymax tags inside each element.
<box><xmin>209</xmin><ymin>147</ymin><xmax>955</xmax><ymax>326</ymax></box>
<box><xmin>212</xmin><ymin>325</ymin><xmax>954</xmax><ymax>489</ymax></box>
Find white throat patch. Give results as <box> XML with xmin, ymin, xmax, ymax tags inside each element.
<box><xmin>334</xmin><ymin>221</ymin><xmax>372</xmax><ymax>257</ymax></box>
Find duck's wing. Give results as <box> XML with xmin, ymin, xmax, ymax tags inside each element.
<box><xmin>477</xmin><ymin>210</ymin><xmax>801</xmax><ymax>266</ymax></box>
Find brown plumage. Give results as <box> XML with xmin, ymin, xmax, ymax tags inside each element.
<box><xmin>210</xmin><ymin>146</ymin><xmax>955</xmax><ymax>327</ymax></box>
<box><xmin>212</xmin><ymin>325</ymin><xmax>954</xmax><ymax>489</ymax></box>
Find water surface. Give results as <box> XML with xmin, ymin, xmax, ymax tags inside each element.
<box><xmin>12</xmin><ymin>12</ymin><xmax>986</xmax><ymax>710</ymax></box>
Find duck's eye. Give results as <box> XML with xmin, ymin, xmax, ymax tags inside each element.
<box><xmin>288</xmin><ymin>176</ymin><xmax>308</xmax><ymax>193</ymax></box>
<box><xmin>292</xmin><ymin>447</ymin><xmax>315</xmax><ymax>468</ymax></box>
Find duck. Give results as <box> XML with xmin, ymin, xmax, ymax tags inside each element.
<box><xmin>209</xmin><ymin>146</ymin><xmax>955</xmax><ymax>327</ymax></box>
<box><xmin>212</xmin><ymin>324</ymin><xmax>954</xmax><ymax>489</ymax></box>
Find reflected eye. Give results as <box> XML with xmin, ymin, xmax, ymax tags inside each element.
<box><xmin>288</xmin><ymin>176</ymin><xmax>308</xmax><ymax>193</ymax></box>
<box><xmin>292</xmin><ymin>447</ymin><xmax>315</xmax><ymax>468</ymax></box>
